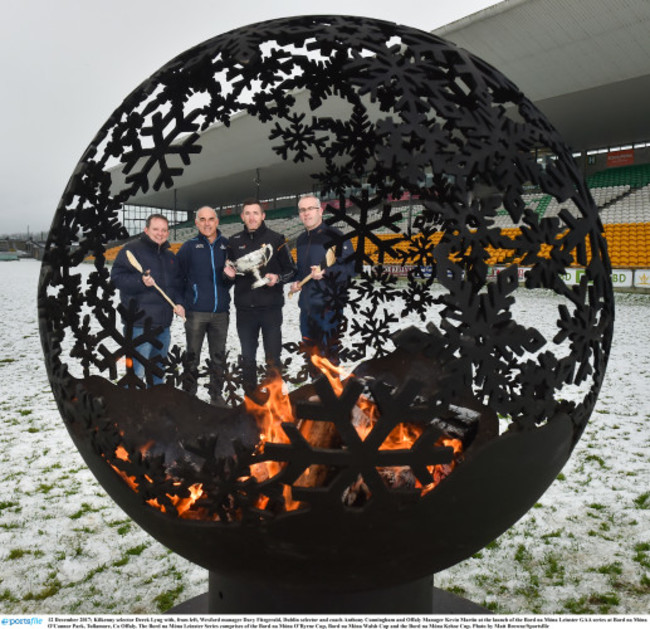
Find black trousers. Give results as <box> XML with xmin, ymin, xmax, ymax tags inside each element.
<box><xmin>236</xmin><ymin>306</ymin><xmax>283</xmax><ymax>390</ymax></box>
<box><xmin>184</xmin><ymin>310</ymin><xmax>229</xmax><ymax>399</ymax></box>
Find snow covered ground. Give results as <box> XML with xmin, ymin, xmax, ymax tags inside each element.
<box><xmin>0</xmin><ymin>258</ymin><xmax>648</xmax><ymax>614</ymax></box>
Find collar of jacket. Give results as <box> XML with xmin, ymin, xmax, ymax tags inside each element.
<box><xmin>307</xmin><ymin>222</ymin><xmax>327</xmax><ymax>236</ymax></box>
<box><xmin>140</xmin><ymin>233</ymin><xmax>170</xmax><ymax>252</ymax></box>
<box><xmin>196</xmin><ymin>230</ymin><xmax>223</xmax><ymax>246</ymax></box>
<box><xmin>244</xmin><ymin>221</ymin><xmax>267</xmax><ymax>239</ymax></box>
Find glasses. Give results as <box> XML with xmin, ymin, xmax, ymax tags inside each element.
<box><xmin>298</xmin><ymin>205</ymin><xmax>320</xmax><ymax>213</ymax></box>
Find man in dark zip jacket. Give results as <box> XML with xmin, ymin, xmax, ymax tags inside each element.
<box><xmin>224</xmin><ymin>199</ymin><xmax>296</xmax><ymax>392</ymax></box>
<box><xmin>111</xmin><ymin>214</ymin><xmax>185</xmax><ymax>387</ymax></box>
<box><xmin>176</xmin><ymin>206</ymin><xmax>232</xmax><ymax>404</ymax></box>
<box><xmin>289</xmin><ymin>195</ymin><xmax>355</xmax><ymax>364</ymax></box>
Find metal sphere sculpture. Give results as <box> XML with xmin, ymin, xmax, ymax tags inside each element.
<box><xmin>38</xmin><ymin>15</ymin><xmax>614</xmax><ymax>590</ymax></box>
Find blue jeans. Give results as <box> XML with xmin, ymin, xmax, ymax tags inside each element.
<box><xmin>130</xmin><ymin>325</ymin><xmax>171</xmax><ymax>386</ymax></box>
<box><xmin>300</xmin><ymin>306</ymin><xmax>342</xmax><ymax>365</ymax></box>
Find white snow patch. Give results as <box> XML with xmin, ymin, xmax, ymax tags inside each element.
<box><xmin>0</xmin><ymin>259</ymin><xmax>648</xmax><ymax>614</ymax></box>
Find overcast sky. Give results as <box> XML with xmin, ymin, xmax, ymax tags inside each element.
<box><xmin>0</xmin><ymin>0</ymin><xmax>501</xmax><ymax>236</ymax></box>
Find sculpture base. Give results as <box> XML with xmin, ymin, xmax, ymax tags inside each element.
<box><xmin>168</xmin><ymin>573</ymin><xmax>489</xmax><ymax>614</ymax></box>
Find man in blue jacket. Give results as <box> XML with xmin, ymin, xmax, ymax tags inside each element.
<box><xmin>289</xmin><ymin>195</ymin><xmax>355</xmax><ymax>364</ymax></box>
<box><xmin>111</xmin><ymin>214</ymin><xmax>185</xmax><ymax>386</ymax></box>
<box><xmin>176</xmin><ymin>206</ymin><xmax>232</xmax><ymax>405</ymax></box>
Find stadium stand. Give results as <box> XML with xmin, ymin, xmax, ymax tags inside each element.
<box><xmin>96</xmin><ymin>164</ymin><xmax>650</xmax><ymax>270</ymax></box>
<box><xmin>333</xmin><ymin>164</ymin><xmax>650</xmax><ymax>270</ymax></box>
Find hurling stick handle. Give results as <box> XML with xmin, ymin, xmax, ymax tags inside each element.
<box><xmin>288</xmin><ymin>246</ymin><xmax>337</xmax><ymax>298</ymax></box>
<box><xmin>298</xmin><ymin>271</ymin><xmax>317</xmax><ymax>289</ymax></box>
<box><xmin>151</xmin><ymin>282</ymin><xmax>186</xmax><ymax>322</ymax></box>
<box><xmin>288</xmin><ymin>269</ymin><xmax>317</xmax><ymax>299</ymax></box>
<box><xmin>125</xmin><ymin>250</ymin><xmax>185</xmax><ymax>321</ymax></box>
<box><xmin>153</xmin><ymin>284</ymin><xmax>176</xmax><ymax>308</ymax></box>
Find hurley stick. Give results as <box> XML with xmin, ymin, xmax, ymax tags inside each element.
<box><xmin>289</xmin><ymin>246</ymin><xmax>337</xmax><ymax>297</ymax></box>
<box><xmin>125</xmin><ymin>250</ymin><xmax>186</xmax><ymax>321</ymax></box>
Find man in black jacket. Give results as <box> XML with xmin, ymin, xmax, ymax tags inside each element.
<box><xmin>111</xmin><ymin>214</ymin><xmax>185</xmax><ymax>386</ymax></box>
<box><xmin>289</xmin><ymin>195</ymin><xmax>355</xmax><ymax>363</ymax></box>
<box><xmin>176</xmin><ymin>206</ymin><xmax>232</xmax><ymax>404</ymax></box>
<box><xmin>224</xmin><ymin>199</ymin><xmax>296</xmax><ymax>392</ymax></box>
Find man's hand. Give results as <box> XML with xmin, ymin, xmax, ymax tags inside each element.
<box><xmin>174</xmin><ymin>304</ymin><xmax>186</xmax><ymax>319</ymax></box>
<box><xmin>265</xmin><ymin>273</ymin><xmax>279</xmax><ymax>287</ymax></box>
<box><xmin>142</xmin><ymin>271</ymin><xmax>155</xmax><ymax>287</ymax></box>
<box><xmin>310</xmin><ymin>265</ymin><xmax>325</xmax><ymax>281</ymax></box>
<box><xmin>289</xmin><ymin>281</ymin><xmax>301</xmax><ymax>294</ymax></box>
<box><xmin>223</xmin><ymin>262</ymin><xmax>236</xmax><ymax>279</ymax></box>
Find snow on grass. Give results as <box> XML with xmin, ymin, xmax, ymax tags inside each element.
<box><xmin>0</xmin><ymin>259</ymin><xmax>648</xmax><ymax>614</ymax></box>
<box><xmin>436</xmin><ymin>291</ymin><xmax>650</xmax><ymax>614</ymax></box>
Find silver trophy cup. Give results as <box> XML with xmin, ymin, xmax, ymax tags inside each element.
<box><xmin>232</xmin><ymin>243</ymin><xmax>273</xmax><ymax>288</ymax></box>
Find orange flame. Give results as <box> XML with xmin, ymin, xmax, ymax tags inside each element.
<box><xmin>115</xmin><ymin>445</ymin><xmax>130</xmax><ymax>462</ymax></box>
<box><xmin>107</xmin><ymin>443</ymin><xmax>205</xmax><ymax>518</ymax></box>
<box><xmin>109</xmin><ymin>462</ymin><xmax>138</xmax><ymax>491</ymax></box>
<box><xmin>172</xmin><ymin>482</ymin><xmax>204</xmax><ymax>516</ymax></box>
<box><xmin>380</xmin><ymin>423</ymin><xmax>424</xmax><ymax>450</ymax></box>
<box><xmin>244</xmin><ymin>375</ymin><xmax>302</xmax><ymax>511</ymax></box>
<box><xmin>108</xmin><ymin>353</ymin><xmax>463</xmax><ymax>518</ymax></box>
<box><xmin>145</xmin><ymin>483</ymin><xmax>204</xmax><ymax>517</ymax></box>
<box><xmin>310</xmin><ymin>354</ymin><xmax>349</xmax><ymax>395</ymax></box>
<box><xmin>422</xmin><ymin>437</ymin><xmax>463</xmax><ymax>495</ymax></box>
<box><xmin>309</xmin><ymin>354</ymin><xmax>379</xmax><ymax>441</ymax></box>
<box><xmin>243</xmin><ymin>354</ymin><xmax>463</xmax><ymax>503</ymax></box>
<box><xmin>115</xmin><ymin>357</ymin><xmax>133</xmax><ymax>369</ymax></box>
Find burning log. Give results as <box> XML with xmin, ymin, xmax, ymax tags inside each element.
<box><xmin>295</xmin><ymin>413</ymin><xmax>341</xmax><ymax>489</ymax></box>
<box><xmin>246</xmin><ymin>381</ymin><xmax>342</xmax><ymax>490</ymax></box>
<box><xmin>379</xmin><ymin>466</ymin><xmax>418</xmax><ymax>489</ymax></box>
<box><xmin>243</xmin><ymin>341</ymin><xmax>483</xmax><ymax>508</ymax></box>
<box><xmin>342</xmin><ymin>467</ymin><xmax>418</xmax><ymax>507</ymax></box>
<box><xmin>342</xmin><ymin>475</ymin><xmax>371</xmax><ymax>506</ymax></box>
<box><xmin>288</xmin><ymin>385</ymin><xmax>343</xmax><ymax>452</ymax></box>
<box><xmin>352</xmin><ymin>325</ymin><xmax>499</xmax><ymax>453</ymax></box>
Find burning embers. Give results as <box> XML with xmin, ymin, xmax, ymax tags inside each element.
<box><xmin>111</xmin><ymin>445</ymin><xmax>205</xmax><ymax>517</ymax></box>
<box><xmin>79</xmin><ymin>331</ymin><xmax>496</xmax><ymax>523</ymax></box>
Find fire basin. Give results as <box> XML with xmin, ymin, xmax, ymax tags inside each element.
<box><xmin>39</xmin><ymin>15</ymin><xmax>614</xmax><ymax>604</ymax></box>
<box><xmin>63</xmin><ymin>353</ymin><xmax>572</xmax><ymax>591</ymax></box>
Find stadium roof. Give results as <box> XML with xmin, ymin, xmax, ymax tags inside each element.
<box><xmin>437</xmin><ymin>0</ymin><xmax>650</xmax><ymax>152</ymax></box>
<box><xmin>123</xmin><ymin>0</ymin><xmax>650</xmax><ymax>212</ymax></box>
